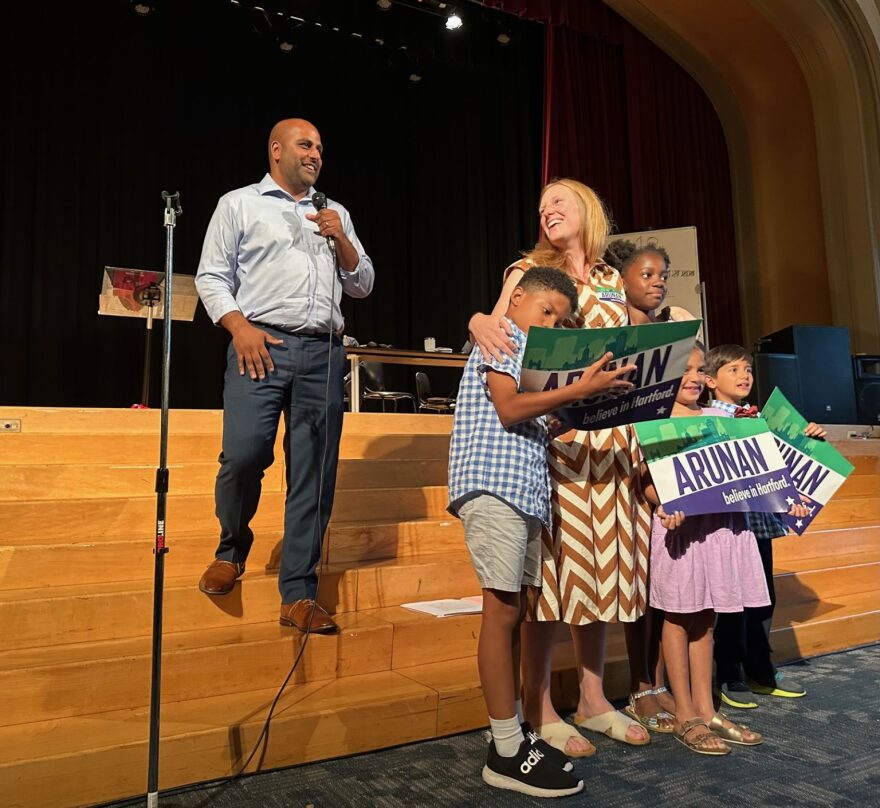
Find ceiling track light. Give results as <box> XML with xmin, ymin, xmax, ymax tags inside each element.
<box><xmin>376</xmin><ymin>0</ymin><xmax>463</xmax><ymax>30</ymax></box>
<box><xmin>445</xmin><ymin>11</ymin><xmax>463</xmax><ymax>30</ymax></box>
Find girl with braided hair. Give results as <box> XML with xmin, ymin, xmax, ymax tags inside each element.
<box><xmin>603</xmin><ymin>237</ymin><xmax>699</xmax><ymax>328</ymax></box>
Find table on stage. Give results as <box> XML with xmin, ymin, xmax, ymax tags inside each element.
<box><xmin>345</xmin><ymin>346</ymin><xmax>468</xmax><ymax>413</ymax></box>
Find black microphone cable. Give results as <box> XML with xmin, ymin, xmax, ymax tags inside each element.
<box><xmin>228</xmin><ymin>191</ymin><xmax>345</xmax><ymax>779</ymax></box>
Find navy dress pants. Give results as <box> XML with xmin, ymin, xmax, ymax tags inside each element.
<box><xmin>213</xmin><ymin>326</ymin><xmax>346</xmax><ymax>602</ymax></box>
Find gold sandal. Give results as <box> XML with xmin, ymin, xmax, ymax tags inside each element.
<box><xmin>674</xmin><ymin>718</ymin><xmax>731</xmax><ymax>756</ymax></box>
<box><xmin>708</xmin><ymin>712</ymin><xmax>763</xmax><ymax>746</ymax></box>
<box><xmin>624</xmin><ymin>687</ymin><xmax>675</xmax><ymax>734</ymax></box>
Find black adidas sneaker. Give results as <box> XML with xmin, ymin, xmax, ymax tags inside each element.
<box><xmin>482</xmin><ymin>739</ymin><xmax>584</xmax><ymax>797</ymax></box>
<box><xmin>521</xmin><ymin>722</ymin><xmax>574</xmax><ymax>772</ymax></box>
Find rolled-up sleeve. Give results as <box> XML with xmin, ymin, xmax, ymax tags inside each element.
<box><xmin>195</xmin><ymin>196</ymin><xmax>241</xmax><ymax>325</ymax></box>
<box><xmin>338</xmin><ymin>207</ymin><xmax>374</xmax><ymax>299</ymax></box>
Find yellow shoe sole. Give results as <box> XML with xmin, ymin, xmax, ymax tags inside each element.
<box><xmin>747</xmin><ymin>683</ymin><xmax>806</xmax><ymax>698</ymax></box>
<box><xmin>715</xmin><ymin>688</ymin><xmax>758</xmax><ymax>709</ymax></box>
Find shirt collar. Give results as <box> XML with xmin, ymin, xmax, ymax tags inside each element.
<box><xmin>708</xmin><ymin>398</ymin><xmax>745</xmax><ymax>414</ymax></box>
<box><xmin>256</xmin><ymin>173</ymin><xmax>317</xmax><ymax>205</ymax></box>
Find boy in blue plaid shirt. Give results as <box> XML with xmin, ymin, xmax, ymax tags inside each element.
<box><xmin>449</xmin><ymin>267</ymin><xmax>636</xmax><ymax>797</ymax></box>
<box><xmin>705</xmin><ymin>345</ymin><xmax>826</xmax><ymax>707</ymax></box>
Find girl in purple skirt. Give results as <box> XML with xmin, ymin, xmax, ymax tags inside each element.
<box><xmin>644</xmin><ymin>344</ymin><xmax>766</xmax><ymax>755</ymax></box>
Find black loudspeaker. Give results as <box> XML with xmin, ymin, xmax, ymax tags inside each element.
<box><xmin>754</xmin><ymin>353</ymin><xmax>803</xmax><ymax>412</ymax></box>
<box><xmin>755</xmin><ymin>325</ymin><xmax>857</xmax><ymax>423</ymax></box>
<box><xmin>853</xmin><ymin>355</ymin><xmax>880</xmax><ymax>425</ymax></box>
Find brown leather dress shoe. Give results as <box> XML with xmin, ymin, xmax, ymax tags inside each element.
<box><xmin>279</xmin><ymin>599</ymin><xmax>338</xmax><ymax>634</ymax></box>
<box><xmin>198</xmin><ymin>559</ymin><xmax>245</xmax><ymax>595</ymax></box>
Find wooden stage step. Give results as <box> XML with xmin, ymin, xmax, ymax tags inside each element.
<box><xmin>2</xmin><ymin>483</ymin><xmax>875</xmax><ymax>547</ymax></box>
<box><xmin>0</xmin><ymin>457</ymin><xmax>449</xmax><ymax>501</ymax></box>
<box><xmin>3</xmin><ymin>520</ymin><xmax>873</xmax><ymax>595</ymax></box>
<box><xmin>0</xmin><ymin>521</ymin><xmax>875</xmax><ymax>594</ymax></box>
<box><xmin>0</xmin><ymin>612</ymin><xmax>393</xmax><ymax>726</ymax></box>
<box><xmin>774</xmin><ymin>525</ymin><xmax>880</xmax><ymax>563</ymax></box>
<box><xmin>0</xmin><ymin>431</ymin><xmax>451</xmax><ymax>465</ymax></box>
<box><xmin>0</xmin><ymin>552</ymin><xmax>478</xmax><ymax>650</ymax></box>
<box><xmin>0</xmin><ymin>517</ymin><xmax>466</xmax><ymax>589</ymax></box>
<box><xmin>0</xmin><ymin>485</ymin><xmax>451</xmax><ymax>544</ymax></box>
<box><xmin>0</xmin><ymin>407</ymin><xmax>877</xmax><ymax>808</ymax></box>
<box><xmin>0</xmin><ymin>670</ymin><xmax>440</xmax><ymax>808</ymax></box>
<box><xmin>0</xmin><ymin>407</ymin><xmax>452</xmax><ymax>435</ymax></box>
<box><xmin>6</xmin><ymin>453</ymin><xmax>871</xmax><ymax>501</ymax></box>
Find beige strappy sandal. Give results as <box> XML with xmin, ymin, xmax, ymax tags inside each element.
<box><xmin>537</xmin><ymin>721</ymin><xmax>597</xmax><ymax>758</ymax></box>
<box><xmin>708</xmin><ymin>712</ymin><xmax>763</xmax><ymax>746</ymax></box>
<box><xmin>674</xmin><ymin>718</ymin><xmax>731</xmax><ymax>756</ymax></box>
<box><xmin>573</xmin><ymin>710</ymin><xmax>651</xmax><ymax>746</ymax></box>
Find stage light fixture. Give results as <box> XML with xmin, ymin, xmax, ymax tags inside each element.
<box><xmin>132</xmin><ymin>2</ymin><xmax>154</xmax><ymax>15</ymax></box>
<box><xmin>496</xmin><ymin>32</ymin><xmax>510</xmax><ymax>45</ymax></box>
<box><xmin>377</xmin><ymin>0</ymin><xmax>393</xmax><ymax>9</ymax></box>
<box><xmin>279</xmin><ymin>40</ymin><xmax>294</xmax><ymax>52</ymax></box>
<box><xmin>409</xmin><ymin>73</ymin><xmax>422</xmax><ymax>82</ymax></box>
<box><xmin>445</xmin><ymin>12</ymin><xmax>462</xmax><ymax>30</ymax></box>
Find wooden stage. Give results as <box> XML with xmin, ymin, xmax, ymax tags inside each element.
<box><xmin>0</xmin><ymin>407</ymin><xmax>878</xmax><ymax>807</ymax></box>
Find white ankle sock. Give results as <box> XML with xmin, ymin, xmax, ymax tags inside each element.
<box><xmin>514</xmin><ymin>699</ymin><xmax>524</xmax><ymax>724</ymax></box>
<box><xmin>490</xmin><ymin>715</ymin><xmax>525</xmax><ymax>757</ymax></box>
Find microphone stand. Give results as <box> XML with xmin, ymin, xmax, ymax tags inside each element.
<box><xmin>146</xmin><ymin>190</ymin><xmax>182</xmax><ymax>808</ymax></box>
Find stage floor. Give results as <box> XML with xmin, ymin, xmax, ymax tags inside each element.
<box><xmin>101</xmin><ymin>644</ymin><xmax>880</xmax><ymax>808</ymax></box>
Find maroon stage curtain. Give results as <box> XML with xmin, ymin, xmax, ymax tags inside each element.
<box><xmin>486</xmin><ymin>0</ymin><xmax>743</xmax><ymax>345</ymax></box>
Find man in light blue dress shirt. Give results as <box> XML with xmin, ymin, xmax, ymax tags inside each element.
<box><xmin>195</xmin><ymin>118</ymin><xmax>374</xmax><ymax>633</ymax></box>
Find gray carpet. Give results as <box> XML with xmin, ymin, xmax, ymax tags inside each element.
<box><xmin>106</xmin><ymin>645</ymin><xmax>880</xmax><ymax>808</ymax></box>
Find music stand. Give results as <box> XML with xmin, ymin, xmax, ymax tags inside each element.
<box><xmin>98</xmin><ymin>267</ymin><xmax>198</xmax><ymax>406</ymax></box>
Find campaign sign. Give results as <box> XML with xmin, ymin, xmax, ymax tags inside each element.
<box><xmin>762</xmin><ymin>388</ymin><xmax>854</xmax><ymax>535</ymax></box>
<box><xmin>520</xmin><ymin>320</ymin><xmax>701</xmax><ymax>430</ymax></box>
<box><xmin>635</xmin><ymin>416</ymin><xmax>797</xmax><ymax>516</ymax></box>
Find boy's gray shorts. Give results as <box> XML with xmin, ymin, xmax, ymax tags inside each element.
<box><xmin>459</xmin><ymin>494</ymin><xmax>543</xmax><ymax>592</ymax></box>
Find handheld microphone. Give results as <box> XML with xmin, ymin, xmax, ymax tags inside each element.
<box><xmin>311</xmin><ymin>192</ymin><xmax>336</xmax><ymax>258</ymax></box>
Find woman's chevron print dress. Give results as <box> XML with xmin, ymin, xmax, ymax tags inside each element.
<box><xmin>510</xmin><ymin>259</ymin><xmax>652</xmax><ymax>625</ymax></box>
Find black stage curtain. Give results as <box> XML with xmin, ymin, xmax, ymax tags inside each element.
<box><xmin>0</xmin><ymin>0</ymin><xmax>544</xmax><ymax>407</ymax></box>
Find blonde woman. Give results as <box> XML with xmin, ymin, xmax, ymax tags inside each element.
<box><xmin>469</xmin><ymin>179</ymin><xmax>657</xmax><ymax>757</ymax></box>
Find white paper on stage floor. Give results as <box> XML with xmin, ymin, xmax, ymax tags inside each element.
<box><xmin>401</xmin><ymin>595</ymin><xmax>483</xmax><ymax>618</ymax></box>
